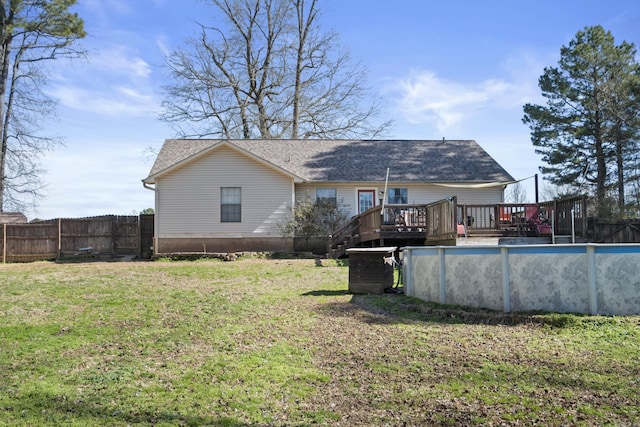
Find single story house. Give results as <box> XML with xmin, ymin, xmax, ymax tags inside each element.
<box><xmin>142</xmin><ymin>139</ymin><xmax>514</xmax><ymax>254</ymax></box>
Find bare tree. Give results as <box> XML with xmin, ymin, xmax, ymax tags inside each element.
<box><xmin>540</xmin><ymin>182</ymin><xmax>580</xmax><ymax>201</ymax></box>
<box><xmin>505</xmin><ymin>182</ymin><xmax>528</xmax><ymax>204</ymax></box>
<box><xmin>0</xmin><ymin>0</ymin><xmax>86</xmax><ymax>212</ymax></box>
<box><xmin>161</xmin><ymin>0</ymin><xmax>390</xmax><ymax>139</ymax></box>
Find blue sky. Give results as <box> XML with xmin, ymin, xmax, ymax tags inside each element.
<box><xmin>32</xmin><ymin>0</ymin><xmax>640</xmax><ymax>219</ymax></box>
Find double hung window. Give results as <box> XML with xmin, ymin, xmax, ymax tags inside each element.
<box><xmin>316</xmin><ymin>188</ymin><xmax>337</xmax><ymax>206</ymax></box>
<box><xmin>221</xmin><ymin>187</ymin><xmax>241</xmax><ymax>222</ymax></box>
<box><xmin>387</xmin><ymin>188</ymin><xmax>408</xmax><ymax>204</ymax></box>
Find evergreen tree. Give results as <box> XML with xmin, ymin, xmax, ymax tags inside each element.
<box><xmin>523</xmin><ymin>25</ymin><xmax>640</xmax><ymax>218</ymax></box>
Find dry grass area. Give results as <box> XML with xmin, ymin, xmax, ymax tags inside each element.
<box><xmin>0</xmin><ymin>258</ymin><xmax>638</xmax><ymax>426</ymax></box>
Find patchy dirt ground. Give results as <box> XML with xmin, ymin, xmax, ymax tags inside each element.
<box><xmin>297</xmin><ymin>293</ymin><xmax>640</xmax><ymax>426</ymax></box>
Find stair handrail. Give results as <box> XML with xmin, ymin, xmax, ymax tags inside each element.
<box><xmin>329</xmin><ymin>214</ymin><xmax>360</xmax><ymax>250</ymax></box>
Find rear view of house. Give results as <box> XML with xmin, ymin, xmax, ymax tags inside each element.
<box><xmin>142</xmin><ymin>139</ymin><xmax>514</xmax><ymax>255</ymax></box>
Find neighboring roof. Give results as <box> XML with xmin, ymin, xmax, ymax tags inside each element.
<box><xmin>0</xmin><ymin>212</ymin><xmax>28</xmax><ymax>224</ymax></box>
<box><xmin>143</xmin><ymin>139</ymin><xmax>514</xmax><ymax>184</ymax></box>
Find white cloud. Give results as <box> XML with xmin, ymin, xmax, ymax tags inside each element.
<box><xmin>86</xmin><ymin>45</ymin><xmax>152</xmax><ymax>79</ymax></box>
<box><xmin>46</xmin><ymin>43</ymin><xmax>158</xmax><ymax>117</ymax></box>
<box><xmin>156</xmin><ymin>34</ymin><xmax>171</xmax><ymax>58</ymax></box>
<box><xmin>48</xmin><ymin>83</ymin><xmax>158</xmax><ymax>117</ymax></box>
<box><xmin>388</xmin><ymin>53</ymin><xmax>546</xmax><ymax>134</ymax></box>
<box><xmin>390</xmin><ymin>71</ymin><xmax>517</xmax><ymax>133</ymax></box>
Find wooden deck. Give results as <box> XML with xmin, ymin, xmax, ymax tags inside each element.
<box><xmin>330</xmin><ymin>199</ymin><xmax>457</xmax><ymax>257</ymax></box>
<box><xmin>329</xmin><ymin>196</ymin><xmax>587</xmax><ymax>257</ymax></box>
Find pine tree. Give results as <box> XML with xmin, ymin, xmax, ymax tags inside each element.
<box><xmin>523</xmin><ymin>25</ymin><xmax>640</xmax><ymax>218</ymax></box>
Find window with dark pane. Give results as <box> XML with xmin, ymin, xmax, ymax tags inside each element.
<box><xmin>387</xmin><ymin>188</ymin><xmax>408</xmax><ymax>204</ymax></box>
<box><xmin>221</xmin><ymin>187</ymin><xmax>241</xmax><ymax>222</ymax></box>
<box><xmin>316</xmin><ymin>188</ymin><xmax>337</xmax><ymax>206</ymax></box>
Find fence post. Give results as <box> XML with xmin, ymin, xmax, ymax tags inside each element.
<box><xmin>58</xmin><ymin>218</ymin><xmax>62</xmax><ymax>258</ymax></box>
<box><xmin>581</xmin><ymin>196</ymin><xmax>588</xmax><ymax>237</ymax></box>
<box><xmin>2</xmin><ymin>223</ymin><xmax>6</xmax><ymax>263</ymax></box>
<box><xmin>112</xmin><ymin>216</ymin><xmax>117</xmax><ymax>254</ymax></box>
<box><xmin>137</xmin><ymin>214</ymin><xmax>142</xmax><ymax>256</ymax></box>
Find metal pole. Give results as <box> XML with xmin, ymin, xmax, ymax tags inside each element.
<box><xmin>571</xmin><ymin>208</ymin><xmax>575</xmax><ymax>244</ymax></box>
<box><xmin>381</xmin><ymin>167</ymin><xmax>389</xmax><ymax>217</ymax></box>
<box><xmin>535</xmin><ymin>173</ymin><xmax>539</xmax><ymax>204</ymax></box>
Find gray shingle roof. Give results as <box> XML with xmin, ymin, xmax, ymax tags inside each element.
<box><xmin>144</xmin><ymin>139</ymin><xmax>514</xmax><ymax>184</ymax></box>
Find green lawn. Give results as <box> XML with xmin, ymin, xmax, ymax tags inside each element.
<box><xmin>1</xmin><ymin>258</ymin><xmax>638</xmax><ymax>426</ymax></box>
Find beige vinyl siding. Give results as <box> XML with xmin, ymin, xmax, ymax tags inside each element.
<box><xmin>402</xmin><ymin>185</ymin><xmax>505</xmax><ymax>205</ymax></box>
<box><xmin>295</xmin><ymin>183</ymin><xmax>505</xmax><ymax>216</ymax></box>
<box><xmin>296</xmin><ymin>183</ymin><xmax>367</xmax><ymax>216</ymax></box>
<box><xmin>157</xmin><ymin>145</ymin><xmax>293</xmax><ymax>238</ymax></box>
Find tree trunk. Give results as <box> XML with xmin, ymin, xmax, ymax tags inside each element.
<box><xmin>615</xmin><ymin>125</ymin><xmax>626</xmax><ymax>217</ymax></box>
<box><xmin>593</xmin><ymin>111</ymin><xmax>608</xmax><ymax>218</ymax></box>
<box><xmin>0</xmin><ymin>38</ymin><xmax>12</xmax><ymax>213</ymax></box>
<box><xmin>292</xmin><ymin>0</ymin><xmax>316</xmax><ymax>139</ymax></box>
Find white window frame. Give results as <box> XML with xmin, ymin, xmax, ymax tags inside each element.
<box><xmin>221</xmin><ymin>187</ymin><xmax>242</xmax><ymax>222</ymax></box>
<box><xmin>387</xmin><ymin>188</ymin><xmax>408</xmax><ymax>204</ymax></box>
<box><xmin>316</xmin><ymin>188</ymin><xmax>337</xmax><ymax>206</ymax></box>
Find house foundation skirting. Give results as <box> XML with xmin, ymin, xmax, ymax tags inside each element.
<box><xmin>156</xmin><ymin>237</ymin><xmax>294</xmax><ymax>255</ymax></box>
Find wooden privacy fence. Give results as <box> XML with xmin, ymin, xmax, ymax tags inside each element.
<box><xmin>593</xmin><ymin>220</ymin><xmax>640</xmax><ymax>243</ymax></box>
<box><xmin>1</xmin><ymin>215</ymin><xmax>154</xmax><ymax>263</ymax></box>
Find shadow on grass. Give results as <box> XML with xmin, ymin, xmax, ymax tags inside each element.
<box><xmin>311</xmin><ymin>292</ymin><xmax>593</xmax><ymax>328</ymax></box>
<box><xmin>301</xmin><ymin>289</ymin><xmax>350</xmax><ymax>297</ymax></box>
<box><xmin>7</xmin><ymin>390</ymin><xmax>255</xmax><ymax>427</ymax></box>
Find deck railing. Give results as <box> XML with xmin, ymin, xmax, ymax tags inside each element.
<box><xmin>457</xmin><ymin>203</ymin><xmax>547</xmax><ymax>233</ymax></box>
<box><xmin>457</xmin><ymin>197</ymin><xmax>588</xmax><ymax>237</ymax></box>
<box><xmin>357</xmin><ymin>202</ymin><xmax>518</xmax><ymax>237</ymax></box>
<box><xmin>328</xmin><ymin>214</ymin><xmax>360</xmax><ymax>246</ymax></box>
<box><xmin>356</xmin><ymin>204</ymin><xmax>427</xmax><ymax>235</ymax></box>
<box><xmin>539</xmin><ymin>196</ymin><xmax>588</xmax><ymax>237</ymax></box>
<box><xmin>380</xmin><ymin>204</ymin><xmax>427</xmax><ymax>230</ymax></box>
<box><xmin>425</xmin><ymin>198</ymin><xmax>457</xmax><ymax>242</ymax></box>
<box><xmin>355</xmin><ymin>199</ymin><xmax>456</xmax><ymax>240</ymax></box>
<box><xmin>329</xmin><ymin>196</ymin><xmax>589</xmax><ymax>255</ymax></box>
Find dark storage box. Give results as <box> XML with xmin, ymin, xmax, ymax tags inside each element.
<box><xmin>346</xmin><ymin>247</ymin><xmax>397</xmax><ymax>294</ymax></box>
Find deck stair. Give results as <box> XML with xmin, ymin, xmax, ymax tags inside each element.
<box><xmin>329</xmin><ymin>215</ymin><xmax>361</xmax><ymax>258</ymax></box>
